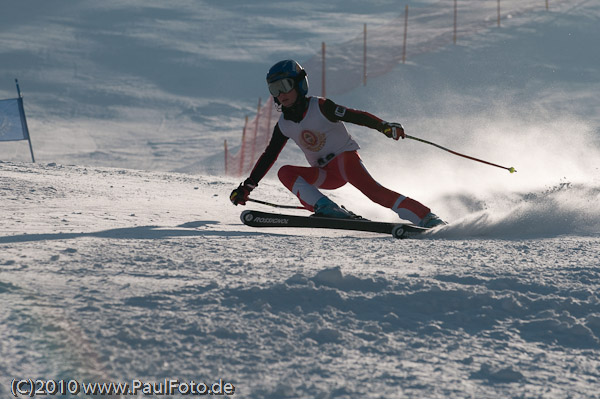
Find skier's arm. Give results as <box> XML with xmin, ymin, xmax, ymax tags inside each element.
<box><xmin>248</xmin><ymin>124</ymin><xmax>288</xmax><ymax>184</ymax></box>
<box><xmin>230</xmin><ymin>124</ymin><xmax>288</xmax><ymax>205</ymax></box>
<box><xmin>318</xmin><ymin>98</ymin><xmax>405</xmax><ymax>140</ymax></box>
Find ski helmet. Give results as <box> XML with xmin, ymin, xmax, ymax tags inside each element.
<box><xmin>266</xmin><ymin>59</ymin><xmax>309</xmax><ymax>97</ymax></box>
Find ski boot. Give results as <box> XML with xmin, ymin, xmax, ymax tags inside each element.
<box><xmin>312</xmin><ymin>197</ymin><xmax>355</xmax><ymax>219</ymax></box>
<box><xmin>418</xmin><ymin>212</ymin><xmax>447</xmax><ymax>228</ymax></box>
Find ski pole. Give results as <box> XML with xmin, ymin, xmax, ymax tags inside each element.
<box><xmin>405</xmin><ymin>134</ymin><xmax>517</xmax><ymax>173</ymax></box>
<box><xmin>247</xmin><ymin>198</ymin><xmax>305</xmax><ymax>209</ymax></box>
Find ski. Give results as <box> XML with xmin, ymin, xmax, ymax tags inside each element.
<box><xmin>240</xmin><ymin>210</ymin><xmax>429</xmax><ymax>239</ymax></box>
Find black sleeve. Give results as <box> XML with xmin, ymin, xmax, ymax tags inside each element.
<box><xmin>247</xmin><ymin>124</ymin><xmax>288</xmax><ymax>186</ymax></box>
<box><xmin>319</xmin><ymin>98</ymin><xmax>385</xmax><ymax>131</ymax></box>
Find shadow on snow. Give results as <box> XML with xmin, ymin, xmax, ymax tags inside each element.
<box><xmin>0</xmin><ymin>221</ymin><xmax>287</xmax><ymax>243</ymax></box>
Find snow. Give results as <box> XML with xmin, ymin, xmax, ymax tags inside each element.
<box><xmin>1</xmin><ymin>0</ymin><xmax>600</xmax><ymax>398</ymax></box>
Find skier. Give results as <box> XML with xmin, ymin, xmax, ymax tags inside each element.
<box><xmin>230</xmin><ymin>59</ymin><xmax>446</xmax><ymax>228</ymax></box>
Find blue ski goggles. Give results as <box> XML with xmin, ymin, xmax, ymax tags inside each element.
<box><xmin>268</xmin><ymin>78</ymin><xmax>295</xmax><ymax>97</ymax></box>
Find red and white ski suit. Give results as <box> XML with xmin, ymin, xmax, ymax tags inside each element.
<box><xmin>247</xmin><ymin>96</ymin><xmax>430</xmax><ymax>224</ymax></box>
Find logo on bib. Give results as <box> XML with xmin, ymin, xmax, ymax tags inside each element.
<box><xmin>300</xmin><ymin>130</ymin><xmax>326</xmax><ymax>152</ymax></box>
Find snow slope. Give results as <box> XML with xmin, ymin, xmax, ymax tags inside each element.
<box><xmin>1</xmin><ymin>0</ymin><xmax>600</xmax><ymax>398</ymax></box>
<box><xmin>1</xmin><ymin>160</ymin><xmax>599</xmax><ymax>398</ymax></box>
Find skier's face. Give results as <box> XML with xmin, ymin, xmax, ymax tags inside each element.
<box><xmin>277</xmin><ymin>88</ymin><xmax>298</xmax><ymax>108</ymax></box>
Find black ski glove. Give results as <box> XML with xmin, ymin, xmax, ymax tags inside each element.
<box><xmin>230</xmin><ymin>178</ymin><xmax>257</xmax><ymax>206</ymax></box>
<box><xmin>379</xmin><ymin>121</ymin><xmax>405</xmax><ymax>140</ymax></box>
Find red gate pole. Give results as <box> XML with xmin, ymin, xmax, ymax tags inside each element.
<box><xmin>453</xmin><ymin>0</ymin><xmax>458</xmax><ymax>44</ymax></box>
<box><xmin>264</xmin><ymin>97</ymin><xmax>273</xmax><ymax>148</ymax></box>
<box><xmin>321</xmin><ymin>42</ymin><xmax>326</xmax><ymax>97</ymax></box>
<box><xmin>402</xmin><ymin>5</ymin><xmax>409</xmax><ymax>64</ymax></box>
<box><xmin>497</xmin><ymin>0</ymin><xmax>501</xmax><ymax>27</ymax></box>
<box><xmin>224</xmin><ymin>140</ymin><xmax>228</xmax><ymax>175</ymax></box>
<box><xmin>250</xmin><ymin>97</ymin><xmax>262</xmax><ymax>173</ymax></box>
<box><xmin>363</xmin><ymin>23</ymin><xmax>367</xmax><ymax>86</ymax></box>
<box><xmin>239</xmin><ymin>115</ymin><xmax>248</xmax><ymax>177</ymax></box>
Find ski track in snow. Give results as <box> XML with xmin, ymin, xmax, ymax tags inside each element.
<box><xmin>1</xmin><ymin>161</ymin><xmax>599</xmax><ymax>398</ymax></box>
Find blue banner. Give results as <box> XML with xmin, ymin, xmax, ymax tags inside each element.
<box><xmin>0</xmin><ymin>98</ymin><xmax>29</xmax><ymax>141</ymax></box>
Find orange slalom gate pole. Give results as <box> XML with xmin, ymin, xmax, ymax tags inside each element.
<box><xmin>497</xmin><ymin>0</ymin><xmax>501</xmax><ymax>27</ymax></box>
<box><xmin>321</xmin><ymin>42</ymin><xmax>326</xmax><ymax>97</ymax></box>
<box><xmin>363</xmin><ymin>23</ymin><xmax>367</xmax><ymax>86</ymax></box>
<box><xmin>402</xmin><ymin>5</ymin><xmax>409</xmax><ymax>64</ymax></box>
<box><xmin>224</xmin><ymin>140</ymin><xmax>228</xmax><ymax>175</ymax></box>
<box><xmin>453</xmin><ymin>0</ymin><xmax>458</xmax><ymax>44</ymax></box>
<box><xmin>239</xmin><ymin>115</ymin><xmax>248</xmax><ymax>177</ymax></box>
<box><xmin>250</xmin><ymin>97</ymin><xmax>262</xmax><ymax>171</ymax></box>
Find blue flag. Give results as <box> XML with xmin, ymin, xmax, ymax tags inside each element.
<box><xmin>0</xmin><ymin>97</ymin><xmax>29</xmax><ymax>142</ymax></box>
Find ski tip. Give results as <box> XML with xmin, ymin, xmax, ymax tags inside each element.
<box><xmin>391</xmin><ymin>224</ymin><xmax>430</xmax><ymax>239</ymax></box>
<box><xmin>391</xmin><ymin>225</ymin><xmax>406</xmax><ymax>239</ymax></box>
<box><xmin>240</xmin><ymin>210</ymin><xmax>253</xmax><ymax>224</ymax></box>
